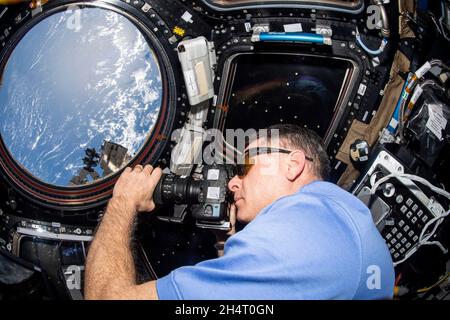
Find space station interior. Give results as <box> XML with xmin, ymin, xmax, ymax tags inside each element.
<box><xmin>0</xmin><ymin>0</ymin><xmax>449</xmax><ymax>300</ymax></box>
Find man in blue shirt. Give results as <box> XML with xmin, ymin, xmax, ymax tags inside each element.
<box><xmin>85</xmin><ymin>124</ymin><xmax>394</xmax><ymax>299</ymax></box>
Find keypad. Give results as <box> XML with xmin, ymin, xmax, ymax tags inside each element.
<box><xmin>380</xmin><ymin>188</ymin><xmax>437</xmax><ymax>264</ymax></box>
<box><xmin>361</xmin><ymin>172</ymin><xmax>439</xmax><ymax>264</ymax></box>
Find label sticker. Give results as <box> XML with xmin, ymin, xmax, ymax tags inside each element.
<box><xmin>283</xmin><ymin>23</ymin><xmax>303</xmax><ymax>32</ymax></box>
<box><xmin>358</xmin><ymin>83</ymin><xmax>367</xmax><ymax>96</ymax></box>
<box><xmin>410</xmin><ymin>85</ymin><xmax>423</xmax><ymax>104</ymax></box>
<box><xmin>184</xmin><ymin>69</ymin><xmax>199</xmax><ymax>96</ymax></box>
<box><xmin>389</xmin><ymin>118</ymin><xmax>398</xmax><ymax>129</ymax></box>
<box><xmin>426</xmin><ymin>104</ymin><xmax>447</xmax><ymax>140</ymax></box>
<box><xmin>181</xmin><ymin>11</ymin><xmax>193</xmax><ymax>23</ymax></box>
<box><xmin>207</xmin><ymin>169</ymin><xmax>220</xmax><ymax>180</ymax></box>
<box><xmin>207</xmin><ymin>187</ymin><xmax>221</xmax><ymax>200</ymax></box>
<box><xmin>415</xmin><ymin>61</ymin><xmax>432</xmax><ymax>78</ymax></box>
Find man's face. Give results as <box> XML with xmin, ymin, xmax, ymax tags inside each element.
<box><xmin>228</xmin><ymin>139</ymin><xmax>289</xmax><ymax>223</ymax></box>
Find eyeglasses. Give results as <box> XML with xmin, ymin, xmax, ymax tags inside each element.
<box><xmin>235</xmin><ymin>147</ymin><xmax>313</xmax><ymax>178</ymax></box>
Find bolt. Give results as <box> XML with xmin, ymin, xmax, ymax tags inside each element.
<box><xmin>9</xmin><ymin>200</ymin><xmax>17</xmax><ymax>210</ymax></box>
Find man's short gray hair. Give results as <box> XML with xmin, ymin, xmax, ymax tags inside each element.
<box><xmin>254</xmin><ymin>124</ymin><xmax>331</xmax><ymax>180</ymax></box>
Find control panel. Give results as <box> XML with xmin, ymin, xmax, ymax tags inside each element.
<box><xmin>353</xmin><ymin>150</ymin><xmax>446</xmax><ymax>265</ymax></box>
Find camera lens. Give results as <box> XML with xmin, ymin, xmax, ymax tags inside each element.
<box><xmin>154</xmin><ymin>174</ymin><xmax>203</xmax><ymax>205</ymax></box>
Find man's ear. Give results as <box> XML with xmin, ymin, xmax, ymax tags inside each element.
<box><xmin>285</xmin><ymin>150</ymin><xmax>306</xmax><ymax>181</ymax></box>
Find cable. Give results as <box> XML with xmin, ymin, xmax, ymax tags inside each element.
<box><xmin>221</xmin><ymin>135</ymin><xmax>243</xmax><ymax>156</ymax></box>
<box><xmin>406</xmin><ymin>80</ymin><xmax>445</xmax><ymax>118</ymax></box>
<box><xmin>395</xmin><ymin>60</ymin><xmax>450</xmax><ymax>142</ymax></box>
<box><xmin>355</xmin><ymin>27</ymin><xmax>388</xmax><ymax>56</ymax></box>
<box><xmin>370</xmin><ymin>172</ymin><xmax>450</xmax><ymax>265</ymax></box>
<box><xmin>354</xmin><ymin>0</ymin><xmax>389</xmax><ymax>56</ymax></box>
<box><xmin>417</xmin><ymin>272</ymin><xmax>450</xmax><ymax>293</ymax></box>
<box><xmin>370</xmin><ymin>172</ymin><xmax>450</xmax><ymax>203</ymax></box>
<box><xmin>81</xmin><ymin>241</ymin><xmax>87</xmax><ymax>260</ymax></box>
<box><xmin>209</xmin><ymin>131</ymin><xmax>243</xmax><ymax>164</ymax></box>
<box><xmin>373</xmin><ymin>0</ymin><xmax>390</xmax><ymax>38</ymax></box>
<box><xmin>419</xmin><ymin>211</ymin><xmax>449</xmax><ymax>254</ymax></box>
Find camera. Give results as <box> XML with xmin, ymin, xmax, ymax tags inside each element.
<box><xmin>153</xmin><ymin>164</ymin><xmax>235</xmax><ymax>230</ymax></box>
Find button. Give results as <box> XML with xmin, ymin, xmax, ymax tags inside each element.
<box><xmin>141</xmin><ymin>3</ymin><xmax>152</xmax><ymax>12</ymax></box>
<box><xmin>391</xmin><ymin>238</ymin><xmax>397</xmax><ymax>244</ymax></box>
<box><xmin>413</xmin><ymin>235</ymin><xmax>418</xmax><ymax>242</ymax></box>
<box><xmin>394</xmin><ymin>253</ymin><xmax>400</xmax><ymax>259</ymax></box>
<box><xmin>417</xmin><ymin>210</ymin><xmax>423</xmax><ymax>217</ymax></box>
<box><xmin>412</xmin><ymin>204</ymin><xmax>418</xmax><ymax>212</ymax></box>
<box><xmin>396</xmin><ymin>195</ymin><xmax>404</xmax><ymax>204</ymax></box>
<box><xmin>422</xmin><ymin>216</ymin><xmax>428</xmax><ymax>223</ymax></box>
<box><xmin>383</xmin><ymin>183</ymin><xmax>396</xmax><ymax>197</ymax></box>
<box><xmin>386</xmin><ymin>233</ymin><xmax>392</xmax><ymax>240</ymax></box>
<box><xmin>396</xmin><ymin>233</ymin><xmax>402</xmax><ymax>239</ymax></box>
<box><xmin>395</xmin><ymin>243</ymin><xmax>401</xmax><ymax>249</ymax></box>
<box><xmin>411</xmin><ymin>217</ymin><xmax>417</xmax><ymax>224</ymax></box>
<box><xmin>392</xmin><ymin>227</ymin><xmax>398</xmax><ymax>234</ymax></box>
<box><xmin>404</xmin><ymin>225</ymin><xmax>410</xmax><ymax>232</ymax></box>
<box><xmin>406</xmin><ymin>198</ymin><xmax>413</xmax><ymax>206</ymax></box>
<box><xmin>390</xmin><ymin>248</ymin><xmax>395</xmax><ymax>254</ymax></box>
<box><xmin>401</xmin><ymin>238</ymin><xmax>407</xmax><ymax>244</ymax></box>
<box><xmin>399</xmin><ymin>220</ymin><xmax>405</xmax><ymax>227</ymax></box>
<box><xmin>132</xmin><ymin>0</ymin><xmax>144</xmax><ymax>7</ymax></box>
<box><xmin>408</xmin><ymin>231</ymin><xmax>414</xmax><ymax>237</ymax></box>
<box><xmin>400</xmin><ymin>248</ymin><xmax>406</xmax><ymax>254</ymax></box>
<box><xmin>406</xmin><ymin>211</ymin><xmax>413</xmax><ymax>218</ymax></box>
<box><xmin>405</xmin><ymin>243</ymin><xmax>412</xmax><ymax>249</ymax></box>
<box><xmin>400</xmin><ymin>205</ymin><xmax>408</xmax><ymax>213</ymax></box>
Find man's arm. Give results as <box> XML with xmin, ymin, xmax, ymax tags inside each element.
<box><xmin>84</xmin><ymin>165</ymin><xmax>162</xmax><ymax>300</ymax></box>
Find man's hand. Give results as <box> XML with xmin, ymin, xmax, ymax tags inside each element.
<box><xmin>85</xmin><ymin>164</ymin><xmax>162</xmax><ymax>300</ymax></box>
<box><xmin>227</xmin><ymin>203</ymin><xmax>237</xmax><ymax>237</ymax></box>
<box><xmin>213</xmin><ymin>204</ymin><xmax>237</xmax><ymax>257</ymax></box>
<box><xmin>112</xmin><ymin>164</ymin><xmax>162</xmax><ymax>213</ymax></box>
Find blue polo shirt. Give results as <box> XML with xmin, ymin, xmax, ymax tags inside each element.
<box><xmin>156</xmin><ymin>181</ymin><xmax>394</xmax><ymax>299</ymax></box>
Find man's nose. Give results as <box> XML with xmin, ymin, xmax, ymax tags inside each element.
<box><xmin>228</xmin><ymin>175</ymin><xmax>242</xmax><ymax>192</ymax></box>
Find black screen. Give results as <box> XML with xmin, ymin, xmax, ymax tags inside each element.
<box><xmin>224</xmin><ymin>53</ymin><xmax>352</xmax><ymax>138</ymax></box>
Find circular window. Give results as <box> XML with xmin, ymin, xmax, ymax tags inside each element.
<box><xmin>0</xmin><ymin>3</ymin><xmax>178</xmax><ymax>209</ymax></box>
<box><xmin>0</xmin><ymin>7</ymin><xmax>162</xmax><ymax>187</ymax></box>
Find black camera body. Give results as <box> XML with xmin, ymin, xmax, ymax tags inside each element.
<box><xmin>154</xmin><ymin>164</ymin><xmax>234</xmax><ymax>230</ymax></box>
